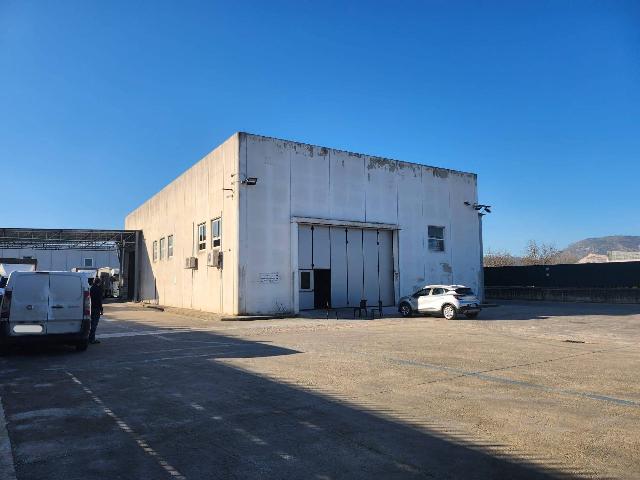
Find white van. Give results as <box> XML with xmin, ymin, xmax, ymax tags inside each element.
<box><xmin>0</xmin><ymin>271</ymin><xmax>91</xmax><ymax>352</ymax></box>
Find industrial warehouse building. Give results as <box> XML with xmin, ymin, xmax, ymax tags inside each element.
<box><xmin>0</xmin><ymin>229</ymin><xmax>140</xmax><ymax>299</ymax></box>
<box><xmin>125</xmin><ymin>133</ymin><xmax>482</xmax><ymax>315</ymax></box>
<box><xmin>0</xmin><ymin>247</ymin><xmax>119</xmax><ymax>271</ymax></box>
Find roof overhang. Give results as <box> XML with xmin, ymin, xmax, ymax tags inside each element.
<box><xmin>291</xmin><ymin>216</ymin><xmax>399</xmax><ymax>230</ymax></box>
<box><xmin>0</xmin><ymin>228</ymin><xmax>140</xmax><ymax>251</ymax></box>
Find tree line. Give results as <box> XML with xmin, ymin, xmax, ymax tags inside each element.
<box><xmin>484</xmin><ymin>240</ymin><xmax>579</xmax><ymax>267</ymax></box>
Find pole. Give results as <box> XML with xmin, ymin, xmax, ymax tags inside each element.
<box><xmin>134</xmin><ymin>231</ymin><xmax>141</xmax><ymax>302</ymax></box>
<box><xmin>478</xmin><ymin>214</ymin><xmax>485</xmax><ymax>303</ymax></box>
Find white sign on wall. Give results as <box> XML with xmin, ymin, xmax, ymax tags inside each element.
<box><xmin>259</xmin><ymin>272</ymin><xmax>280</xmax><ymax>283</ymax></box>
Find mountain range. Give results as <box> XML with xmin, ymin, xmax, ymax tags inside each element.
<box><xmin>562</xmin><ymin>236</ymin><xmax>640</xmax><ymax>258</ymax></box>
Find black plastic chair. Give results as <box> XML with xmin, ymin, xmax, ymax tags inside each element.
<box><xmin>353</xmin><ymin>299</ymin><xmax>368</xmax><ymax>318</ymax></box>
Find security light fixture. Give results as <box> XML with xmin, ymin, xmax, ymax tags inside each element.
<box><xmin>242</xmin><ymin>177</ymin><xmax>258</xmax><ymax>186</ymax></box>
<box><xmin>464</xmin><ymin>201</ymin><xmax>492</xmax><ymax>215</ymax></box>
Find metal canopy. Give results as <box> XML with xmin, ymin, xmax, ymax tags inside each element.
<box><xmin>0</xmin><ymin>228</ymin><xmax>139</xmax><ymax>251</ymax></box>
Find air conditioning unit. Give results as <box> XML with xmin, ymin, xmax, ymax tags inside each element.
<box><xmin>184</xmin><ymin>257</ymin><xmax>198</xmax><ymax>269</ymax></box>
<box><xmin>207</xmin><ymin>249</ymin><xmax>222</xmax><ymax>268</ymax></box>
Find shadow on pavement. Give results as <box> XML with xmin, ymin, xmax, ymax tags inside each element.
<box><xmin>478</xmin><ymin>300</ymin><xmax>640</xmax><ymax>321</ymax></box>
<box><xmin>0</xmin><ymin>313</ymin><xmax>589</xmax><ymax>479</ymax></box>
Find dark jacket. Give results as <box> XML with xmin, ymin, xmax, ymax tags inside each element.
<box><xmin>90</xmin><ymin>282</ymin><xmax>103</xmax><ymax>312</ymax></box>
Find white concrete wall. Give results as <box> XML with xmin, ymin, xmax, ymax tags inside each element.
<box><xmin>0</xmin><ymin>248</ymin><xmax>119</xmax><ymax>271</ymax></box>
<box><xmin>238</xmin><ymin>133</ymin><xmax>481</xmax><ymax>314</ymax></box>
<box><xmin>125</xmin><ymin>134</ymin><xmax>240</xmax><ymax>314</ymax></box>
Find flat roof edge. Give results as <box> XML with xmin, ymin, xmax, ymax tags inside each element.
<box><xmin>239</xmin><ymin>132</ymin><xmax>477</xmax><ymax>178</ymax></box>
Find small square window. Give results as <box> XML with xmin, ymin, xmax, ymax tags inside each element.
<box><xmin>300</xmin><ymin>270</ymin><xmax>313</xmax><ymax>291</ymax></box>
<box><xmin>84</xmin><ymin>258</ymin><xmax>94</xmax><ymax>267</ymax></box>
<box><xmin>197</xmin><ymin>223</ymin><xmax>206</xmax><ymax>251</ymax></box>
<box><xmin>152</xmin><ymin>240</ymin><xmax>158</xmax><ymax>262</ymax></box>
<box><xmin>159</xmin><ymin>237</ymin><xmax>165</xmax><ymax>260</ymax></box>
<box><xmin>167</xmin><ymin>235</ymin><xmax>174</xmax><ymax>258</ymax></box>
<box><xmin>211</xmin><ymin>217</ymin><xmax>221</xmax><ymax>248</ymax></box>
<box><xmin>428</xmin><ymin>226</ymin><xmax>445</xmax><ymax>252</ymax></box>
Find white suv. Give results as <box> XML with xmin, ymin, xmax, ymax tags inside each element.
<box><xmin>398</xmin><ymin>285</ymin><xmax>481</xmax><ymax>320</ymax></box>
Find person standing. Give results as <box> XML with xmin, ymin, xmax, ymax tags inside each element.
<box><xmin>89</xmin><ymin>277</ymin><xmax>103</xmax><ymax>344</ymax></box>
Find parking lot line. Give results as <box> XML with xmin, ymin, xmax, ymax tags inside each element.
<box><xmin>65</xmin><ymin>372</ymin><xmax>186</xmax><ymax>480</ymax></box>
<box><xmin>98</xmin><ymin>329</ymin><xmax>193</xmax><ymax>339</ymax></box>
<box><xmin>0</xmin><ymin>397</ymin><xmax>17</xmax><ymax>480</ymax></box>
<box><xmin>45</xmin><ymin>348</ymin><xmax>255</xmax><ymax>373</ymax></box>
<box><xmin>384</xmin><ymin>355</ymin><xmax>640</xmax><ymax>408</ymax></box>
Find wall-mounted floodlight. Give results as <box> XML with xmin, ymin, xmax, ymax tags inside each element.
<box><xmin>464</xmin><ymin>201</ymin><xmax>492</xmax><ymax>215</ymax></box>
<box><xmin>242</xmin><ymin>177</ymin><xmax>258</xmax><ymax>186</ymax></box>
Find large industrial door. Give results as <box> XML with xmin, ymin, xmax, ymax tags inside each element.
<box><xmin>298</xmin><ymin>225</ymin><xmax>395</xmax><ymax>310</ymax></box>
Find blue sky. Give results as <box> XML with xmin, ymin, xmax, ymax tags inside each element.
<box><xmin>1</xmin><ymin>1</ymin><xmax>638</xmax><ymax>254</ymax></box>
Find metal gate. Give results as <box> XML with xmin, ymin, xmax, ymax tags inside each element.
<box><xmin>298</xmin><ymin>225</ymin><xmax>394</xmax><ymax>310</ymax></box>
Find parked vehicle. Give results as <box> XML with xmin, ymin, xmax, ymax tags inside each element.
<box><xmin>1</xmin><ymin>259</ymin><xmax>37</xmax><ymax>306</ymax></box>
<box><xmin>0</xmin><ymin>271</ymin><xmax>91</xmax><ymax>352</ymax></box>
<box><xmin>111</xmin><ymin>270</ymin><xmax>120</xmax><ymax>298</ymax></box>
<box><xmin>97</xmin><ymin>267</ymin><xmax>120</xmax><ymax>298</ymax></box>
<box><xmin>71</xmin><ymin>267</ymin><xmax>98</xmax><ymax>288</ymax></box>
<box><xmin>0</xmin><ymin>258</ymin><xmax>37</xmax><ymax>278</ymax></box>
<box><xmin>398</xmin><ymin>285</ymin><xmax>481</xmax><ymax>320</ymax></box>
<box><xmin>0</xmin><ymin>276</ymin><xmax>7</xmax><ymax>304</ymax></box>
<box><xmin>71</xmin><ymin>267</ymin><xmax>120</xmax><ymax>298</ymax></box>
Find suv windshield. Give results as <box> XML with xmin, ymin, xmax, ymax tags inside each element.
<box><xmin>454</xmin><ymin>287</ymin><xmax>474</xmax><ymax>295</ymax></box>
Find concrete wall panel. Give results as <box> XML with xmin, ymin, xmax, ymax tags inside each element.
<box><xmin>364</xmin><ymin>157</ymin><xmax>399</xmax><ymax>224</ymax></box>
<box><xmin>329</xmin><ymin>152</ymin><xmax>366</xmax><ymax>221</ymax></box>
<box><xmin>239</xmin><ymin>135</ymin><xmax>293</xmax><ymax>314</ymax></box>
<box><xmin>290</xmin><ymin>144</ymin><xmax>330</xmax><ymax>219</ymax></box>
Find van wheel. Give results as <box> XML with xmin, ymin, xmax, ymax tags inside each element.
<box><xmin>399</xmin><ymin>303</ymin><xmax>412</xmax><ymax>317</ymax></box>
<box><xmin>75</xmin><ymin>341</ymin><xmax>88</xmax><ymax>352</ymax></box>
<box><xmin>442</xmin><ymin>304</ymin><xmax>458</xmax><ymax>320</ymax></box>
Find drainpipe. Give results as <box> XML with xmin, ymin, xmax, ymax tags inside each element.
<box><xmin>478</xmin><ymin>213</ymin><xmax>485</xmax><ymax>303</ymax></box>
<box><xmin>134</xmin><ymin>231</ymin><xmax>141</xmax><ymax>302</ymax></box>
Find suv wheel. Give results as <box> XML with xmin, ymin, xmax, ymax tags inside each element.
<box><xmin>442</xmin><ymin>304</ymin><xmax>458</xmax><ymax>320</ymax></box>
<box><xmin>399</xmin><ymin>303</ymin><xmax>412</xmax><ymax>317</ymax></box>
